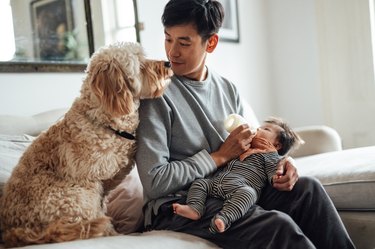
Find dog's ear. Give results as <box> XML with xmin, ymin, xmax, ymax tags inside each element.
<box><xmin>91</xmin><ymin>60</ymin><xmax>134</xmax><ymax>116</ymax></box>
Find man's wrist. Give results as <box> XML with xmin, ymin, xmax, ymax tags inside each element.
<box><xmin>210</xmin><ymin>152</ymin><xmax>227</xmax><ymax>167</ymax></box>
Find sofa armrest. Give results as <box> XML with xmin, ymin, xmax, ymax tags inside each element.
<box><xmin>290</xmin><ymin>125</ymin><xmax>342</xmax><ymax>158</ymax></box>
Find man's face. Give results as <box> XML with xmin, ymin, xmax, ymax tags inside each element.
<box><xmin>164</xmin><ymin>23</ymin><xmax>209</xmax><ymax>81</ymax></box>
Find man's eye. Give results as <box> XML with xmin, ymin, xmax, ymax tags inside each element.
<box><xmin>180</xmin><ymin>43</ymin><xmax>190</xmax><ymax>47</ymax></box>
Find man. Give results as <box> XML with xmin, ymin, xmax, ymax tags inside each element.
<box><xmin>136</xmin><ymin>0</ymin><xmax>355</xmax><ymax>248</ymax></box>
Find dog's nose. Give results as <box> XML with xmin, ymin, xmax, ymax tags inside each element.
<box><xmin>164</xmin><ymin>61</ymin><xmax>171</xmax><ymax>68</ymax></box>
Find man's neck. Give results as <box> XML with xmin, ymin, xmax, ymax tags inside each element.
<box><xmin>183</xmin><ymin>66</ymin><xmax>208</xmax><ymax>82</ymax></box>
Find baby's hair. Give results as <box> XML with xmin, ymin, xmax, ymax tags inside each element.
<box><xmin>264</xmin><ymin>117</ymin><xmax>304</xmax><ymax>156</ymax></box>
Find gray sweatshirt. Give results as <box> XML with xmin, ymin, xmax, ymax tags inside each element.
<box><xmin>136</xmin><ymin>68</ymin><xmax>244</xmax><ymax>226</ymax></box>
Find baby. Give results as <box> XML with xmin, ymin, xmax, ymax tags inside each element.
<box><xmin>173</xmin><ymin>115</ymin><xmax>304</xmax><ymax>233</ymax></box>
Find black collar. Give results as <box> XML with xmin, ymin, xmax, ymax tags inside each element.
<box><xmin>109</xmin><ymin>127</ymin><xmax>136</xmax><ymax>140</ymax></box>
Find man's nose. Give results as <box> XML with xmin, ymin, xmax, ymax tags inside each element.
<box><xmin>168</xmin><ymin>43</ymin><xmax>180</xmax><ymax>58</ymax></box>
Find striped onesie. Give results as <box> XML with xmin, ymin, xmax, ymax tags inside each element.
<box><xmin>186</xmin><ymin>151</ymin><xmax>281</xmax><ymax>233</ymax></box>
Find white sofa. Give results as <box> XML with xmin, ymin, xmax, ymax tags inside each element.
<box><xmin>0</xmin><ymin>107</ymin><xmax>374</xmax><ymax>249</ymax></box>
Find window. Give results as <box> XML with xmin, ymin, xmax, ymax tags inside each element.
<box><xmin>369</xmin><ymin>0</ymin><xmax>375</xmax><ymax>77</ymax></box>
<box><xmin>0</xmin><ymin>0</ymin><xmax>15</xmax><ymax>61</ymax></box>
<box><xmin>101</xmin><ymin>0</ymin><xmax>139</xmax><ymax>46</ymax></box>
<box><xmin>0</xmin><ymin>0</ymin><xmax>140</xmax><ymax>72</ymax></box>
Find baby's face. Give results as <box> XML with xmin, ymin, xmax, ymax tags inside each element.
<box><xmin>256</xmin><ymin>123</ymin><xmax>284</xmax><ymax>148</ymax></box>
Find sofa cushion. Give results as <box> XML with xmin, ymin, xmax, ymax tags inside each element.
<box><xmin>0</xmin><ymin>134</ymin><xmax>35</xmax><ymax>244</ymax></box>
<box><xmin>105</xmin><ymin>166</ymin><xmax>144</xmax><ymax>234</ymax></box>
<box><xmin>0</xmin><ymin>108</ymin><xmax>66</xmax><ymax>136</ymax></box>
<box><xmin>292</xmin><ymin>125</ymin><xmax>342</xmax><ymax>158</ymax></box>
<box><xmin>0</xmin><ymin>134</ymin><xmax>34</xmax><ymax>196</ymax></box>
<box><xmin>0</xmin><ymin>230</ymin><xmax>219</xmax><ymax>249</ymax></box>
<box><xmin>296</xmin><ymin>146</ymin><xmax>375</xmax><ymax>210</ymax></box>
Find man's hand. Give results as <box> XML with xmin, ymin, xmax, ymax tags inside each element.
<box><xmin>272</xmin><ymin>157</ymin><xmax>299</xmax><ymax>191</ymax></box>
<box><xmin>211</xmin><ymin>124</ymin><xmax>255</xmax><ymax>167</ymax></box>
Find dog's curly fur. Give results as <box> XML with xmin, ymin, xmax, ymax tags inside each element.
<box><xmin>0</xmin><ymin>42</ymin><xmax>172</xmax><ymax>247</ymax></box>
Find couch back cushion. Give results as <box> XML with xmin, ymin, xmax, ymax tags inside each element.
<box><xmin>0</xmin><ymin>134</ymin><xmax>35</xmax><ymax>197</ymax></box>
<box><xmin>0</xmin><ymin>108</ymin><xmax>67</xmax><ymax>136</ymax></box>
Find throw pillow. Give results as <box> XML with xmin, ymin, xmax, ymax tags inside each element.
<box><xmin>105</xmin><ymin>166</ymin><xmax>144</xmax><ymax>234</ymax></box>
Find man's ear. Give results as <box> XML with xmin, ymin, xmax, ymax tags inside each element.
<box><xmin>206</xmin><ymin>34</ymin><xmax>219</xmax><ymax>53</ymax></box>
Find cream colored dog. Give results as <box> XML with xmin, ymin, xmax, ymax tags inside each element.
<box><xmin>0</xmin><ymin>42</ymin><xmax>172</xmax><ymax>247</ymax></box>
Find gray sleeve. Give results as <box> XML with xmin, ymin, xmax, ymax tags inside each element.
<box><xmin>136</xmin><ymin>97</ymin><xmax>217</xmax><ymax>200</ymax></box>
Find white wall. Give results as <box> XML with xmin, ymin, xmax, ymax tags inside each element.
<box><xmin>265</xmin><ymin>0</ymin><xmax>323</xmax><ymax>126</ymax></box>
<box><xmin>315</xmin><ymin>0</ymin><xmax>375</xmax><ymax>148</ymax></box>
<box><xmin>0</xmin><ymin>73</ymin><xmax>83</xmax><ymax>115</ymax></box>
<box><xmin>264</xmin><ymin>0</ymin><xmax>375</xmax><ymax>148</ymax></box>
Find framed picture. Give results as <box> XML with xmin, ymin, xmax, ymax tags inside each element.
<box><xmin>218</xmin><ymin>0</ymin><xmax>240</xmax><ymax>43</ymax></box>
<box><xmin>30</xmin><ymin>0</ymin><xmax>74</xmax><ymax>60</ymax></box>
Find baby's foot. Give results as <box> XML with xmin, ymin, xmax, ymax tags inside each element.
<box><xmin>172</xmin><ymin>203</ymin><xmax>200</xmax><ymax>220</ymax></box>
<box><xmin>214</xmin><ymin>217</ymin><xmax>226</xmax><ymax>233</ymax></box>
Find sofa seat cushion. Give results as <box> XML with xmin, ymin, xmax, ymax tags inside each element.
<box><xmin>296</xmin><ymin>146</ymin><xmax>375</xmax><ymax>210</ymax></box>
<box><xmin>0</xmin><ymin>230</ymin><xmax>219</xmax><ymax>249</ymax></box>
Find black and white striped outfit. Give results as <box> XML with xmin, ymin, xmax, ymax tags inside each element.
<box><xmin>186</xmin><ymin>152</ymin><xmax>281</xmax><ymax>233</ymax></box>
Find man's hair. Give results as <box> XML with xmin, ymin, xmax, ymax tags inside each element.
<box><xmin>162</xmin><ymin>0</ymin><xmax>224</xmax><ymax>41</ymax></box>
<box><xmin>264</xmin><ymin>117</ymin><xmax>304</xmax><ymax>156</ymax></box>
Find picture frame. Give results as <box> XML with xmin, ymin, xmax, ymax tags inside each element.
<box><xmin>218</xmin><ymin>0</ymin><xmax>240</xmax><ymax>43</ymax></box>
<box><xmin>30</xmin><ymin>0</ymin><xmax>74</xmax><ymax>60</ymax></box>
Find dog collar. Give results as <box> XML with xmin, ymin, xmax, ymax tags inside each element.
<box><xmin>109</xmin><ymin>127</ymin><xmax>136</xmax><ymax>140</ymax></box>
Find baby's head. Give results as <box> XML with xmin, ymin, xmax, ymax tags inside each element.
<box><xmin>257</xmin><ymin>117</ymin><xmax>304</xmax><ymax>156</ymax></box>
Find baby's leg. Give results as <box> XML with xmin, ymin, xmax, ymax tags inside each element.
<box><xmin>174</xmin><ymin>178</ymin><xmax>213</xmax><ymax>220</ymax></box>
<box><xmin>210</xmin><ymin>186</ymin><xmax>258</xmax><ymax>233</ymax></box>
<box><xmin>173</xmin><ymin>203</ymin><xmax>200</xmax><ymax>220</ymax></box>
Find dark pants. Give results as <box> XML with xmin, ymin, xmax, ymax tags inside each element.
<box><xmin>149</xmin><ymin>176</ymin><xmax>355</xmax><ymax>249</ymax></box>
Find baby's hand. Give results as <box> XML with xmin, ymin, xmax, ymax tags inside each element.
<box><xmin>273</xmin><ymin>157</ymin><xmax>299</xmax><ymax>191</ymax></box>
